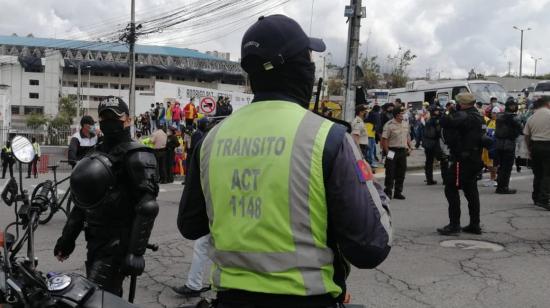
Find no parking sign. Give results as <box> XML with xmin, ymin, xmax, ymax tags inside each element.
<box><xmin>199</xmin><ymin>97</ymin><xmax>216</xmax><ymax>115</ymax></box>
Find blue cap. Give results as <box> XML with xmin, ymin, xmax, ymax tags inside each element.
<box><xmin>241</xmin><ymin>15</ymin><xmax>326</xmax><ymax>73</ymax></box>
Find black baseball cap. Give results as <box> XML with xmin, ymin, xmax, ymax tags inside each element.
<box><xmin>98</xmin><ymin>96</ymin><xmax>130</xmax><ymax>117</ymax></box>
<box><xmin>241</xmin><ymin>14</ymin><xmax>326</xmax><ymax>73</ymax></box>
<box><xmin>80</xmin><ymin>115</ymin><xmax>95</xmax><ymax>126</ymax></box>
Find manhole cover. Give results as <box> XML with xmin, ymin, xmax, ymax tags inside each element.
<box><xmin>440</xmin><ymin>240</ymin><xmax>504</xmax><ymax>252</ymax></box>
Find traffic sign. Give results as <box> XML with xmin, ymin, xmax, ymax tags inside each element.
<box><xmin>199</xmin><ymin>97</ymin><xmax>216</xmax><ymax>115</ymax></box>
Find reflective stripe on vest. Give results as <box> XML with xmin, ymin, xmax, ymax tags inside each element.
<box><xmin>200</xmin><ymin>101</ymin><xmax>341</xmax><ymax>297</ymax></box>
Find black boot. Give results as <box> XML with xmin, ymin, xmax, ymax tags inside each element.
<box><xmin>393</xmin><ymin>193</ymin><xmax>406</xmax><ymax>200</ymax></box>
<box><xmin>384</xmin><ymin>189</ymin><xmax>393</xmax><ymax>200</ymax></box>
<box><xmin>437</xmin><ymin>224</ymin><xmax>461</xmax><ymax>236</ymax></box>
<box><xmin>495</xmin><ymin>188</ymin><xmax>517</xmax><ymax>194</ymax></box>
<box><xmin>462</xmin><ymin>224</ymin><xmax>482</xmax><ymax>235</ymax></box>
<box><xmin>426</xmin><ymin>180</ymin><xmax>438</xmax><ymax>185</ymax></box>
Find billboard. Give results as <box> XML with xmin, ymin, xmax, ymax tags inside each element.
<box><xmin>154</xmin><ymin>82</ymin><xmax>253</xmax><ymax>115</ymax></box>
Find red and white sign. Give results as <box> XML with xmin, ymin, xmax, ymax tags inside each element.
<box><xmin>199</xmin><ymin>97</ymin><xmax>216</xmax><ymax>115</ymax></box>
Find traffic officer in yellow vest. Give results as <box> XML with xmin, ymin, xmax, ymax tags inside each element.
<box><xmin>177</xmin><ymin>15</ymin><xmax>392</xmax><ymax>308</ymax></box>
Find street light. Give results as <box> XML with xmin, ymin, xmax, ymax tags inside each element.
<box><xmin>86</xmin><ymin>65</ymin><xmax>91</xmax><ymax>114</ymax></box>
<box><xmin>513</xmin><ymin>26</ymin><xmax>531</xmax><ymax>78</ymax></box>
<box><xmin>531</xmin><ymin>56</ymin><xmax>542</xmax><ymax>78</ymax></box>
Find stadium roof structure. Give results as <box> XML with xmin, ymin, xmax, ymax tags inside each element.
<box><xmin>0</xmin><ymin>34</ymin><xmax>243</xmax><ymax>76</ymax></box>
<box><xmin>0</xmin><ymin>35</ymin><xmax>218</xmax><ymax>61</ymax></box>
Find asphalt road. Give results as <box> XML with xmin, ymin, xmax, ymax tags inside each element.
<box><xmin>1</xmin><ymin>169</ymin><xmax>548</xmax><ymax>307</ymax></box>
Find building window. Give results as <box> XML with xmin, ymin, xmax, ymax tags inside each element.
<box><xmin>156</xmin><ymin>75</ymin><xmax>166</xmax><ymax>80</ymax></box>
<box><xmin>11</xmin><ymin>106</ymin><xmax>20</xmax><ymax>115</ymax></box>
<box><xmin>92</xmin><ymin>72</ymin><xmax>105</xmax><ymax>76</ymax></box>
<box><xmin>24</xmin><ymin>106</ymin><xmax>44</xmax><ymax>115</ymax></box>
<box><xmin>24</xmin><ymin>67</ymin><xmax>44</xmax><ymax>73</ymax></box>
<box><xmin>136</xmin><ymin>74</ymin><xmax>146</xmax><ymax>79</ymax></box>
<box><xmin>29</xmin><ymin>93</ymin><xmax>39</xmax><ymax>99</ymax></box>
<box><xmin>29</xmin><ymin>79</ymin><xmax>39</xmax><ymax>86</ymax></box>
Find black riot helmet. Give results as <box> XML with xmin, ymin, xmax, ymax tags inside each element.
<box><xmin>70</xmin><ymin>153</ymin><xmax>116</xmax><ymax>209</ymax></box>
<box><xmin>505</xmin><ymin>96</ymin><xmax>518</xmax><ymax>112</ymax></box>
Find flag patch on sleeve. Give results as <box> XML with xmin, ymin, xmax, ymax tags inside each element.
<box><xmin>355</xmin><ymin>160</ymin><xmax>374</xmax><ymax>183</ymax></box>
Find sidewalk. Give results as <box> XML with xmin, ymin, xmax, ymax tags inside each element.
<box><xmin>372</xmin><ymin>147</ymin><xmax>426</xmax><ymax>174</ymax></box>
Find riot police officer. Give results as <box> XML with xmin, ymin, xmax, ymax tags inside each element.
<box><xmin>494</xmin><ymin>97</ymin><xmax>523</xmax><ymax>194</ymax></box>
<box><xmin>423</xmin><ymin>106</ymin><xmax>448</xmax><ymax>185</ymax></box>
<box><xmin>437</xmin><ymin>93</ymin><xmax>485</xmax><ymax>235</ymax></box>
<box><xmin>54</xmin><ymin>96</ymin><xmax>159</xmax><ymax>296</ymax></box>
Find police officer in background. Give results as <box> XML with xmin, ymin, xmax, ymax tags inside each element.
<box><xmin>68</xmin><ymin>115</ymin><xmax>98</xmax><ymax>167</ymax></box>
<box><xmin>494</xmin><ymin>97</ymin><xmax>523</xmax><ymax>194</ymax></box>
<box><xmin>177</xmin><ymin>15</ymin><xmax>392</xmax><ymax>308</ymax></box>
<box><xmin>437</xmin><ymin>93</ymin><xmax>485</xmax><ymax>235</ymax></box>
<box><xmin>524</xmin><ymin>96</ymin><xmax>550</xmax><ymax>210</ymax></box>
<box><xmin>54</xmin><ymin>96</ymin><xmax>159</xmax><ymax>296</ymax></box>
<box><xmin>423</xmin><ymin>105</ymin><xmax>448</xmax><ymax>185</ymax></box>
<box><xmin>382</xmin><ymin>107</ymin><xmax>412</xmax><ymax>200</ymax></box>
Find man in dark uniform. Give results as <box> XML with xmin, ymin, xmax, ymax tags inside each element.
<box><xmin>1</xmin><ymin>140</ymin><xmax>14</xmax><ymax>179</ymax></box>
<box><xmin>423</xmin><ymin>106</ymin><xmax>448</xmax><ymax>185</ymax></box>
<box><xmin>54</xmin><ymin>96</ymin><xmax>160</xmax><ymax>296</ymax></box>
<box><xmin>494</xmin><ymin>97</ymin><xmax>523</xmax><ymax>194</ymax></box>
<box><xmin>438</xmin><ymin>92</ymin><xmax>485</xmax><ymax>235</ymax></box>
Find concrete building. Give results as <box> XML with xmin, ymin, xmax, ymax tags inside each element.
<box><xmin>206</xmin><ymin>50</ymin><xmax>231</xmax><ymax>61</ymax></box>
<box><xmin>0</xmin><ymin>34</ymin><xmax>245</xmax><ymax>127</ymax></box>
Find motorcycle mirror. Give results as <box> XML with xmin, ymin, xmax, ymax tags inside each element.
<box><xmin>11</xmin><ymin>136</ymin><xmax>35</xmax><ymax>164</ymax></box>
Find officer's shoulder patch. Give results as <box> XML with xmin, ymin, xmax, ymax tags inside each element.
<box><xmin>355</xmin><ymin>159</ymin><xmax>374</xmax><ymax>183</ymax></box>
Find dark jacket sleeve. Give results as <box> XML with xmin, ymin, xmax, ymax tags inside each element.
<box><xmin>68</xmin><ymin>137</ymin><xmax>79</xmax><ymax>164</ymax></box>
<box><xmin>326</xmin><ymin>132</ymin><xmax>392</xmax><ymax>269</ymax></box>
<box><xmin>177</xmin><ymin>139</ymin><xmax>209</xmax><ymax>240</ymax></box>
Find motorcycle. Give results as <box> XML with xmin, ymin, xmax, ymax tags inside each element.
<box><xmin>0</xmin><ymin>136</ymin><xmax>137</xmax><ymax>308</ymax></box>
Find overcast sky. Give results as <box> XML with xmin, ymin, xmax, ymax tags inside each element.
<box><xmin>1</xmin><ymin>0</ymin><xmax>549</xmax><ymax>78</ymax></box>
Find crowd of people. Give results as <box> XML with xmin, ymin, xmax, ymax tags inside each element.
<box><xmin>135</xmin><ymin>96</ymin><xmax>233</xmax><ymax>136</ymax></box>
<box><xmin>350</xmin><ymin>93</ymin><xmax>550</xmax><ymax>234</ymax></box>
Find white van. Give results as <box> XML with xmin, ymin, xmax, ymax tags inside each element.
<box><xmin>389</xmin><ymin>80</ymin><xmax>508</xmax><ymax>109</ymax></box>
<box><xmin>528</xmin><ymin>80</ymin><xmax>550</xmax><ymax>100</ymax></box>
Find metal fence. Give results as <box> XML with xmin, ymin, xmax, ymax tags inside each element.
<box><xmin>0</xmin><ymin>127</ymin><xmax>73</xmax><ymax>147</ymax></box>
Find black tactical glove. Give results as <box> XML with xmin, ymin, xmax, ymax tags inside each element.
<box><xmin>54</xmin><ymin>237</ymin><xmax>75</xmax><ymax>259</ymax></box>
<box><xmin>122</xmin><ymin>253</ymin><xmax>145</xmax><ymax>276</ymax></box>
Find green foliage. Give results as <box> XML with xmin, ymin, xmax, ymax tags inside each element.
<box><xmin>359</xmin><ymin>55</ymin><xmax>381</xmax><ymax>89</ymax></box>
<box><xmin>25</xmin><ymin>113</ymin><xmax>48</xmax><ymax>128</ymax></box>
<box><xmin>327</xmin><ymin>78</ymin><xmax>344</xmax><ymax>96</ymax></box>
<box><xmin>387</xmin><ymin>48</ymin><xmax>417</xmax><ymax>88</ymax></box>
<box><xmin>59</xmin><ymin>96</ymin><xmax>77</xmax><ymax>119</ymax></box>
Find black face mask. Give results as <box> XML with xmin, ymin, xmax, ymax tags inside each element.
<box><xmin>100</xmin><ymin>119</ymin><xmax>124</xmax><ymax>136</ymax></box>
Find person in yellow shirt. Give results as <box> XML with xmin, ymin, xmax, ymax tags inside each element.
<box><xmin>481</xmin><ymin>107</ymin><xmax>498</xmax><ymax>187</ymax></box>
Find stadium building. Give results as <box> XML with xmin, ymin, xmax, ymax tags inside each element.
<box><xmin>0</xmin><ymin>34</ymin><xmax>245</xmax><ymax>127</ymax></box>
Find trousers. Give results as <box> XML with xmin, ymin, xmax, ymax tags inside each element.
<box><xmin>367</xmin><ymin>137</ymin><xmax>377</xmax><ymax>166</ymax></box>
<box><xmin>444</xmin><ymin>160</ymin><xmax>482</xmax><ymax>226</ymax></box>
<box><xmin>85</xmin><ymin>233</ymin><xmax>126</xmax><ymax>296</ymax></box>
<box><xmin>155</xmin><ymin>148</ymin><xmax>167</xmax><ymax>183</ymax></box>
<box><xmin>384</xmin><ymin>148</ymin><xmax>407</xmax><ymax>196</ymax></box>
<box><xmin>495</xmin><ymin>149</ymin><xmax>515</xmax><ymax>190</ymax></box>
<box><xmin>27</xmin><ymin>156</ymin><xmax>39</xmax><ymax>177</ymax></box>
<box><xmin>531</xmin><ymin>141</ymin><xmax>550</xmax><ymax>205</ymax></box>
<box><xmin>425</xmin><ymin>147</ymin><xmax>449</xmax><ymax>183</ymax></box>
<box><xmin>2</xmin><ymin>161</ymin><xmax>13</xmax><ymax>178</ymax></box>
<box><xmin>186</xmin><ymin>235</ymin><xmax>212</xmax><ymax>291</ymax></box>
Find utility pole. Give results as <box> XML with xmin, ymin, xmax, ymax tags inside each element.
<box><xmin>513</xmin><ymin>26</ymin><xmax>531</xmax><ymax>78</ymax></box>
<box><xmin>508</xmin><ymin>61</ymin><xmax>512</xmax><ymax>77</ymax></box>
<box><xmin>76</xmin><ymin>63</ymin><xmax>81</xmax><ymax>120</ymax></box>
<box><xmin>128</xmin><ymin>0</ymin><xmax>137</xmax><ymax>119</ymax></box>
<box><xmin>343</xmin><ymin>0</ymin><xmax>365</xmax><ymax>122</ymax></box>
<box><xmin>532</xmin><ymin>56</ymin><xmax>542</xmax><ymax>78</ymax></box>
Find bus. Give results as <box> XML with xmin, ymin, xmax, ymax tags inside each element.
<box><xmin>366</xmin><ymin>89</ymin><xmax>390</xmax><ymax>105</ymax></box>
<box><xmin>389</xmin><ymin>80</ymin><xmax>508</xmax><ymax>110</ymax></box>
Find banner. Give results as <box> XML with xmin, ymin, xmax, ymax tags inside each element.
<box><xmin>154</xmin><ymin>82</ymin><xmax>253</xmax><ymax>115</ymax></box>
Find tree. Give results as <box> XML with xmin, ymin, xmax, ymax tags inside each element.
<box><xmin>25</xmin><ymin>113</ymin><xmax>48</xmax><ymax>128</ymax></box>
<box><xmin>359</xmin><ymin>55</ymin><xmax>381</xmax><ymax>89</ymax></box>
<box><xmin>327</xmin><ymin>78</ymin><xmax>344</xmax><ymax>96</ymax></box>
<box><xmin>387</xmin><ymin>48</ymin><xmax>417</xmax><ymax>88</ymax></box>
<box><xmin>51</xmin><ymin>96</ymin><xmax>78</xmax><ymax>128</ymax></box>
